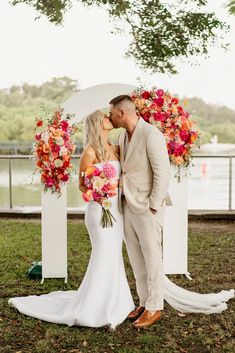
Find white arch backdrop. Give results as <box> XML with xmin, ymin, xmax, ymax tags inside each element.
<box><xmin>41</xmin><ymin>83</ymin><xmax>189</xmax><ymax>283</ymax></box>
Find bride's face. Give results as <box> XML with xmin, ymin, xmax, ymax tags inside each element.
<box><xmin>103</xmin><ymin>114</ymin><xmax>114</xmax><ymax>131</ymax></box>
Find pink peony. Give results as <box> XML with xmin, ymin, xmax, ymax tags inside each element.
<box><xmin>102</xmin><ymin>163</ymin><xmax>117</xmax><ymax>179</ymax></box>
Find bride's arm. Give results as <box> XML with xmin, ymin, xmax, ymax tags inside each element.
<box><xmin>78</xmin><ymin>146</ymin><xmax>96</xmax><ymax>193</ymax></box>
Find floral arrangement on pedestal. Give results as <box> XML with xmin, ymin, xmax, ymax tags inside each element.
<box><xmin>131</xmin><ymin>88</ymin><xmax>200</xmax><ymax>180</ymax></box>
<box><xmin>33</xmin><ymin>108</ymin><xmax>78</xmax><ymax>196</ymax></box>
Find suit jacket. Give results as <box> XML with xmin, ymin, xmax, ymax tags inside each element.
<box><xmin>118</xmin><ymin>118</ymin><xmax>173</xmax><ymax>214</ymax></box>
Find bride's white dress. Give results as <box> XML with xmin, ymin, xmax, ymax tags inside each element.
<box><xmin>8</xmin><ymin>161</ymin><xmax>234</xmax><ymax>328</ymax></box>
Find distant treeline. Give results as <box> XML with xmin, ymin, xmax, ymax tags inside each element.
<box><xmin>0</xmin><ymin>77</ymin><xmax>235</xmax><ymax>153</ymax></box>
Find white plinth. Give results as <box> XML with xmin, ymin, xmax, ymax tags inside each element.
<box><xmin>163</xmin><ymin>169</ymin><xmax>188</xmax><ymax>275</ymax></box>
<box><xmin>41</xmin><ymin>185</ymin><xmax>67</xmax><ymax>283</ymax></box>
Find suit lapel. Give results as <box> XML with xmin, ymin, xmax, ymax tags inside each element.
<box><xmin>119</xmin><ymin>130</ymin><xmax>126</xmax><ymax>169</ymax></box>
<box><xmin>124</xmin><ymin>118</ymin><xmax>144</xmax><ymax>168</ymax></box>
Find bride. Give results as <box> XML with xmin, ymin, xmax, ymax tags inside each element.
<box><xmin>8</xmin><ymin>110</ymin><xmax>234</xmax><ymax>329</ymax></box>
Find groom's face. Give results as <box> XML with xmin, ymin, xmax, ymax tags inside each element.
<box><xmin>109</xmin><ymin>105</ymin><xmax>124</xmax><ymax>128</ymax></box>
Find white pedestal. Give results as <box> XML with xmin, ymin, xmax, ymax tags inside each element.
<box><xmin>41</xmin><ymin>185</ymin><xmax>67</xmax><ymax>283</ymax></box>
<box><xmin>163</xmin><ymin>169</ymin><xmax>188</xmax><ymax>275</ymax></box>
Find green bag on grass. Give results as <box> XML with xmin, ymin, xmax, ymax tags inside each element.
<box><xmin>26</xmin><ymin>261</ymin><xmax>42</xmax><ymax>279</ymax></box>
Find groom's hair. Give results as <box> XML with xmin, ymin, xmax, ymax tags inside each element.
<box><xmin>109</xmin><ymin>95</ymin><xmax>136</xmax><ymax>112</ymax></box>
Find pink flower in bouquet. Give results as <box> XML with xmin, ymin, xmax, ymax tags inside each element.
<box><xmin>92</xmin><ymin>190</ymin><xmax>102</xmax><ymax>202</ymax></box>
<box><xmin>101</xmin><ymin>183</ymin><xmax>112</xmax><ymax>193</ymax></box>
<box><xmin>82</xmin><ymin>189</ymin><xmax>93</xmax><ymax>202</ymax></box>
<box><xmin>180</xmin><ymin>130</ymin><xmax>190</xmax><ymax>143</ymax></box>
<box><xmin>102</xmin><ymin>163</ymin><xmax>117</xmax><ymax>179</ymax></box>
<box><xmin>174</xmin><ymin>144</ymin><xmax>185</xmax><ymax>156</ymax></box>
<box><xmin>61</xmin><ymin>120</ymin><xmax>69</xmax><ymax>131</ymax></box>
<box><xmin>51</xmin><ymin>144</ymin><xmax>60</xmax><ymax>153</ymax></box>
<box><xmin>46</xmin><ymin>177</ymin><xmax>54</xmax><ymax>187</ymax></box>
<box><xmin>154</xmin><ymin>97</ymin><xmax>164</xmax><ymax>107</ymax></box>
<box><xmin>153</xmin><ymin>112</ymin><xmax>167</xmax><ymax>122</ymax></box>
<box><xmin>156</xmin><ymin>89</ymin><xmax>164</xmax><ymax>97</ymax></box>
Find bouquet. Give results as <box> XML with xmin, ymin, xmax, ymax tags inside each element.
<box><xmin>81</xmin><ymin>163</ymin><xmax>118</xmax><ymax>228</ymax></box>
<box><xmin>33</xmin><ymin>107</ymin><xmax>78</xmax><ymax>196</ymax></box>
<box><xmin>131</xmin><ymin>88</ymin><xmax>200</xmax><ymax>180</ymax></box>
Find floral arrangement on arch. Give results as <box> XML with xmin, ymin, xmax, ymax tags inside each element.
<box><xmin>33</xmin><ymin>108</ymin><xmax>78</xmax><ymax>196</ymax></box>
<box><xmin>131</xmin><ymin>88</ymin><xmax>200</xmax><ymax>179</ymax></box>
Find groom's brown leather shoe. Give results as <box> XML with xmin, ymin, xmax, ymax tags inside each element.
<box><xmin>127</xmin><ymin>306</ymin><xmax>145</xmax><ymax>320</ymax></box>
<box><xmin>133</xmin><ymin>309</ymin><xmax>162</xmax><ymax>328</ymax></box>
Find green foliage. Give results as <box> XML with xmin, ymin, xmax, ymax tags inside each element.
<box><xmin>184</xmin><ymin>97</ymin><xmax>235</xmax><ymax>144</ymax></box>
<box><xmin>0</xmin><ymin>77</ymin><xmax>79</xmax><ymax>143</ymax></box>
<box><xmin>227</xmin><ymin>0</ymin><xmax>235</xmax><ymax>15</ymax></box>
<box><xmin>10</xmin><ymin>0</ymin><xmax>229</xmax><ymax>74</ymax></box>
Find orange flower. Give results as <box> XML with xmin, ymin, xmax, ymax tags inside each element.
<box><xmin>62</xmin><ymin>154</ymin><xmax>70</xmax><ymax>162</ymax></box>
<box><xmin>43</xmin><ymin>144</ymin><xmax>50</xmax><ymax>153</ymax></box>
<box><xmin>42</xmin><ymin>155</ymin><xmax>49</xmax><ymax>161</ymax></box>
<box><xmin>85</xmin><ymin>166</ymin><xmax>96</xmax><ymax>176</ymax></box>
<box><xmin>52</xmin><ymin>129</ymin><xmax>63</xmax><ymax>138</ymax></box>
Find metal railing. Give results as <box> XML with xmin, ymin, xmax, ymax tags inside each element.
<box><xmin>0</xmin><ymin>154</ymin><xmax>234</xmax><ymax>210</ymax></box>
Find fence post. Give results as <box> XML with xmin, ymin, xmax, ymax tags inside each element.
<box><xmin>228</xmin><ymin>157</ymin><xmax>233</xmax><ymax>211</ymax></box>
<box><xmin>8</xmin><ymin>158</ymin><xmax>13</xmax><ymax>209</ymax></box>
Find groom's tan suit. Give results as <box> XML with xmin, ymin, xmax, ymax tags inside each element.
<box><xmin>118</xmin><ymin>118</ymin><xmax>172</xmax><ymax>311</ymax></box>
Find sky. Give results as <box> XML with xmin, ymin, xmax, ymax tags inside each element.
<box><xmin>0</xmin><ymin>0</ymin><xmax>235</xmax><ymax>109</ymax></box>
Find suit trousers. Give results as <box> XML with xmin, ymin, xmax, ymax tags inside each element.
<box><xmin>123</xmin><ymin>197</ymin><xmax>165</xmax><ymax>311</ymax></box>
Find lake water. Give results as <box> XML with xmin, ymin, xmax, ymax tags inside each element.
<box><xmin>0</xmin><ymin>157</ymin><xmax>234</xmax><ymax>210</ymax></box>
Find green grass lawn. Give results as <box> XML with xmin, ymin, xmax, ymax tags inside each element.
<box><xmin>0</xmin><ymin>219</ymin><xmax>234</xmax><ymax>353</ymax></box>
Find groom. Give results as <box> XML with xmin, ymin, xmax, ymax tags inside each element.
<box><xmin>109</xmin><ymin>95</ymin><xmax>172</xmax><ymax>329</ymax></box>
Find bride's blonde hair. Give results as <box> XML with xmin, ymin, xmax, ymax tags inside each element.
<box><xmin>83</xmin><ymin>110</ymin><xmax>117</xmax><ymax>163</ymax></box>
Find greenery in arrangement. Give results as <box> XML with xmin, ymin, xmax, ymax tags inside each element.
<box><xmin>0</xmin><ymin>77</ymin><xmax>235</xmax><ymax>153</ymax></box>
<box><xmin>0</xmin><ymin>219</ymin><xmax>234</xmax><ymax>352</ymax></box>
<box><xmin>10</xmin><ymin>0</ymin><xmax>229</xmax><ymax>75</ymax></box>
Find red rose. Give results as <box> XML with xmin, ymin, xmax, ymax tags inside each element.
<box><xmin>143</xmin><ymin>112</ymin><xmax>151</xmax><ymax>122</ymax></box>
<box><xmin>153</xmin><ymin>97</ymin><xmax>164</xmax><ymax>107</ymax></box>
<box><xmin>35</xmin><ymin>134</ymin><xmax>41</xmax><ymax>141</ymax></box>
<box><xmin>141</xmin><ymin>91</ymin><xmax>151</xmax><ymax>99</ymax></box>
<box><xmin>36</xmin><ymin>120</ymin><xmax>43</xmax><ymax>127</ymax></box>
<box><xmin>172</xmin><ymin>97</ymin><xmax>179</xmax><ymax>105</ymax></box>
<box><xmin>177</xmin><ymin>105</ymin><xmax>183</xmax><ymax>113</ymax></box>
<box><xmin>61</xmin><ymin>174</ymin><xmax>69</xmax><ymax>182</ymax></box>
